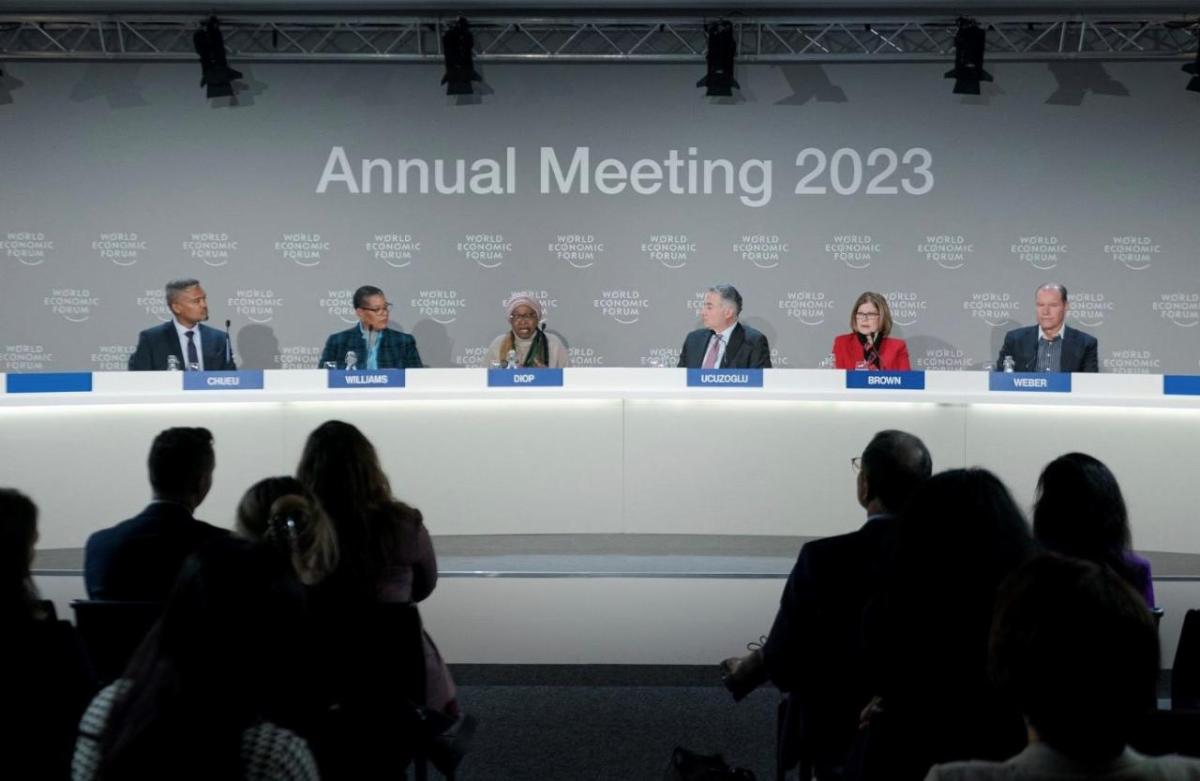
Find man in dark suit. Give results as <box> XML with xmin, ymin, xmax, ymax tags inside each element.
<box><xmin>128</xmin><ymin>279</ymin><xmax>237</xmax><ymax>371</ymax></box>
<box><xmin>997</xmin><ymin>283</ymin><xmax>1098</xmax><ymax>372</ymax></box>
<box><xmin>318</xmin><ymin>285</ymin><xmax>423</xmax><ymax>369</ymax></box>
<box><xmin>677</xmin><ymin>284</ymin><xmax>771</xmax><ymax>369</ymax></box>
<box><xmin>84</xmin><ymin>427</ymin><xmax>228</xmax><ymax>601</ymax></box>
<box><xmin>720</xmin><ymin>430</ymin><xmax>933</xmax><ymax>780</ymax></box>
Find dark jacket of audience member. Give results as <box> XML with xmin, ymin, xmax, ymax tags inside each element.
<box><xmin>84</xmin><ymin>428</ymin><xmax>228</xmax><ymax>601</ymax></box>
<box><xmin>74</xmin><ymin>538</ymin><xmax>319</xmax><ymax>781</ymax></box>
<box><xmin>2</xmin><ymin>488</ymin><xmax>97</xmax><ymax>781</ymax></box>
<box><xmin>1033</xmin><ymin>452</ymin><xmax>1155</xmax><ymax>607</ymax></box>
<box><xmin>858</xmin><ymin>469</ymin><xmax>1036</xmax><ymax>781</ymax></box>
<box><xmin>926</xmin><ymin>554</ymin><xmax>1200</xmax><ymax>780</ymax></box>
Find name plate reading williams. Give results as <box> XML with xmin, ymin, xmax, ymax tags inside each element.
<box><xmin>989</xmin><ymin>372</ymin><xmax>1072</xmax><ymax>393</ymax></box>
<box><xmin>328</xmin><ymin>369</ymin><xmax>406</xmax><ymax>388</ymax></box>
<box><xmin>488</xmin><ymin>368</ymin><xmax>564</xmax><ymax>387</ymax></box>
<box><xmin>1164</xmin><ymin>375</ymin><xmax>1200</xmax><ymax>396</ymax></box>
<box><xmin>845</xmin><ymin>371</ymin><xmax>926</xmax><ymax>390</ymax></box>
<box><xmin>6</xmin><ymin>372</ymin><xmax>93</xmax><ymax>394</ymax></box>
<box><xmin>687</xmin><ymin>369</ymin><xmax>764</xmax><ymax>388</ymax></box>
<box><xmin>182</xmin><ymin>370</ymin><xmax>265</xmax><ymax>391</ymax></box>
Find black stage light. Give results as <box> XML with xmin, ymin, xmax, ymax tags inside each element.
<box><xmin>697</xmin><ymin>20</ymin><xmax>739</xmax><ymax>97</ymax></box>
<box><xmin>1184</xmin><ymin>44</ymin><xmax>1200</xmax><ymax>93</ymax></box>
<box><xmin>442</xmin><ymin>17</ymin><xmax>481</xmax><ymax>96</ymax></box>
<box><xmin>193</xmin><ymin>16</ymin><xmax>243</xmax><ymax>99</ymax></box>
<box><xmin>944</xmin><ymin>17</ymin><xmax>993</xmax><ymax>95</ymax></box>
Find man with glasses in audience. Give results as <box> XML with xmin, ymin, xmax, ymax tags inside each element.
<box><xmin>318</xmin><ymin>285</ymin><xmax>423</xmax><ymax>369</ymax></box>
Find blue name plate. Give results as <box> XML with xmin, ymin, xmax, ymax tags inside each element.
<box><xmin>1164</xmin><ymin>375</ymin><xmax>1200</xmax><ymax>396</ymax></box>
<box><xmin>687</xmin><ymin>369</ymin><xmax>764</xmax><ymax>387</ymax></box>
<box><xmin>328</xmin><ymin>369</ymin><xmax>405</xmax><ymax>388</ymax></box>
<box><xmin>846</xmin><ymin>370</ymin><xmax>925</xmax><ymax>390</ymax></box>
<box><xmin>488</xmin><ymin>368</ymin><xmax>564</xmax><ymax>387</ymax></box>
<box><xmin>989</xmin><ymin>372</ymin><xmax>1072</xmax><ymax>393</ymax></box>
<box><xmin>6</xmin><ymin>372</ymin><xmax>93</xmax><ymax>394</ymax></box>
<box><xmin>182</xmin><ymin>370</ymin><xmax>264</xmax><ymax>390</ymax></box>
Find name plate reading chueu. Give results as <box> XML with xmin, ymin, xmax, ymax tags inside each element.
<box><xmin>182</xmin><ymin>370</ymin><xmax>265</xmax><ymax>391</ymax></box>
<box><xmin>488</xmin><ymin>368</ymin><xmax>564</xmax><ymax>387</ymax></box>
<box><xmin>1163</xmin><ymin>375</ymin><xmax>1200</xmax><ymax>396</ymax></box>
<box><xmin>328</xmin><ymin>369</ymin><xmax>406</xmax><ymax>389</ymax></box>
<box><xmin>989</xmin><ymin>372</ymin><xmax>1072</xmax><ymax>393</ymax></box>
<box><xmin>6</xmin><ymin>372</ymin><xmax>93</xmax><ymax>394</ymax></box>
<box><xmin>687</xmin><ymin>369</ymin><xmax>764</xmax><ymax>388</ymax></box>
<box><xmin>845</xmin><ymin>371</ymin><xmax>926</xmax><ymax>390</ymax></box>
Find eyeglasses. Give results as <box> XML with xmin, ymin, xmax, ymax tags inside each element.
<box><xmin>359</xmin><ymin>304</ymin><xmax>392</xmax><ymax>314</ymax></box>
<box><xmin>855</xmin><ymin>312</ymin><xmax>881</xmax><ymax>320</ymax></box>
<box><xmin>510</xmin><ymin>312</ymin><xmax>539</xmax><ymax>321</ymax></box>
<box><xmin>851</xmin><ymin>457</ymin><xmax>862</xmax><ymax>472</ymax></box>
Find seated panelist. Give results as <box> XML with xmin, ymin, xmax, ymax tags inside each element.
<box><xmin>318</xmin><ymin>285</ymin><xmax>422</xmax><ymax>369</ymax></box>
<box><xmin>832</xmin><ymin>292</ymin><xmax>911</xmax><ymax>370</ymax></box>
<box><xmin>486</xmin><ymin>294</ymin><xmax>569</xmax><ymax>368</ymax></box>
<box><xmin>128</xmin><ymin>279</ymin><xmax>236</xmax><ymax>371</ymax></box>
<box><xmin>678</xmin><ymin>284</ymin><xmax>771</xmax><ymax>369</ymax></box>
<box><xmin>997</xmin><ymin>283</ymin><xmax>1098</xmax><ymax>373</ymax></box>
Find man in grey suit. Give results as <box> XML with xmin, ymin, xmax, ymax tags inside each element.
<box><xmin>128</xmin><ymin>279</ymin><xmax>236</xmax><ymax>371</ymax></box>
<box><xmin>677</xmin><ymin>284</ymin><xmax>771</xmax><ymax>369</ymax></box>
<box><xmin>997</xmin><ymin>283</ymin><xmax>1098</xmax><ymax>373</ymax></box>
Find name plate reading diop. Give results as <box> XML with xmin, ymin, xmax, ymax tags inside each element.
<box><xmin>1163</xmin><ymin>375</ymin><xmax>1200</xmax><ymax>396</ymax></box>
<box><xmin>687</xmin><ymin>369</ymin><xmax>764</xmax><ymax>388</ymax></box>
<box><xmin>845</xmin><ymin>371</ymin><xmax>926</xmax><ymax>390</ymax></box>
<box><xmin>6</xmin><ymin>372</ymin><xmax>93</xmax><ymax>394</ymax></box>
<box><xmin>327</xmin><ymin>369</ymin><xmax>406</xmax><ymax>388</ymax></box>
<box><xmin>182</xmin><ymin>370</ymin><xmax>265</xmax><ymax>391</ymax></box>
<box><xmin>989</xmin><ymin>372</ymin><xmax>1072</xmax><ymax>393</ymax></box>
<box><xmin>488</xmin><ymin>369</ymin><xmax>564</xmax><ymax>387</ymax></box>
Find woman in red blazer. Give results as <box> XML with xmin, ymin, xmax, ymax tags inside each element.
<box><xmin>832</xmin><ymin>291</ymin><xmax>911</xmax><ymax>370</ymax></box>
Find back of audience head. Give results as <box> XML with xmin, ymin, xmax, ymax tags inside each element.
<box><xmin>99</xmin><ymin>537</ymin><xmax>310</xmax><ymax>778</ymax></box>
<box><xmin>990</xmin><ymin>553</ymin><xmax>1158</xmax><ymax>763</ymax></box>
<box><xmin>1033</xmin><ymin>452</ymin><xmax>1132</xmax><ymax>577</ymax></box>
<box><xmin>858</xmin><ymin>430</ymin><xmax>933</xmax><ymax>514</ymax></box>
<box><xmin>0</xmin><ymin>487</ymin><xmax>43</xmax><ymax>621</ymax></box>
<box><xmin>148</xmin><ymin>427</ymin><xmax>215</xmax><ymax>510</ymax></box>
<box><xmin>236</xmin><ymin>476</ymin><xmax>337</xmax><ymax>585</ymax></box>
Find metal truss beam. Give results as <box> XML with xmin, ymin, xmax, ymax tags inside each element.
<box><xmin>1</xmin><ymin>15</ymin><xmax>1197</xmax><ymax>62</ymax></box>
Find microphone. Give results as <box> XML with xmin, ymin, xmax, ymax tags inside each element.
<box><xmin>224</xmin><ymin>319</ymin><xmax>233</xmax><ymax>366</ymax></box>
<box><xmin>505</xmin><ymin>349</ymin><xmax>518</xmax><ymax>369</ymax></box>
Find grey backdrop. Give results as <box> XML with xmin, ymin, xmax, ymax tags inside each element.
<box><xmin>1</xmin><ymin>59</ymin><xmax>1197</xmax><ymax>372</ymax></box>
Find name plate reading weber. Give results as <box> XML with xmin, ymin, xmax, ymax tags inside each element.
<box><xmin>182</xmin><ymin>370</ymin><xmax>265</xmax><ymax>391</ymax></box>
<box><xmin>1163</xmin><ymin>375</ymin><xmax>1200</xmax><ymax>396</ymax></box>
<box><xmin>6</xmin><ymin>372</ymin><xmax>93</xmax><ymax>394</ymax></box>
<box><xmin>687</xmin><ymin>369</ymin><xmax>764</xmax><ymax>388</ymax></box>
<box><xmin>845</xmin><ymin>371</ymin><xmax>926</xmax><ymax>390</ymax></box>
<box><xmin>488</xmin><ymin>368</ymin><xmax>564</xmax><ymax>387</ymax></box>
<box><xmin>989</xmin><ymin>372</ymin><xmax>1072</xmax><ymax>393</ymax></box>
<box><xmin>328</xmin><ymin>369</ymin><xmax>406</xmax><ymax>389</ymax></box>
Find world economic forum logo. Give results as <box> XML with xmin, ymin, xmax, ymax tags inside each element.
<box><xmin>93</xmin><ymin>232</ymin><xmax>145</xmax><ymax>266</ymax></box>
<box><xmin>1067</xmin><ymin>292</ymin><xmax>1112</xmax><ymax>328</ymax></box>
<box><xmin>594</xmin><ymin>290</ymin><xmax>649</xmax><ymax>325</ymax></box>
<box><xmin>549</xmin><ymin>234</ymin><xmax>604</xmax><ymax>269</ymax></box>
<box><xmin>1105</xmin><ymin>236</ymin><xmax>1158</xmax><ymax>271</ymax></box>
<box><xmin>642</xmin><ymin>234</ymin><xmax>695</xmax><ymax>269</ymax></box>
<box><xmin>4</xmin><ymin>231</ymin><xmax>53</xmax><ymax>266</ymax></box>
<box><xmin>459</xmin><ymin>233</ymin><xmax>511</xmax><ymax>269</ymax></box>
<box><xmin>320</xmin><ymin>290</ymin><xmax>358</xmax><ymax>324</ymax></box>
<box><xmin>228</xmin><ymin>290</ymin><xmax>282</xmax><ymax>324</ymax></box>
<box><xmin>734</xmin><ymin>234</ymin><xmax>789</xmax><ymax>270</ymax></box>
<box><xmin>44</xmin><ymin>288</ymin><xmax>99</xmax><ymax>323</ymax></box>
<box><xmin>183</xmin><ymin>233</ymin><xmax>238</xmax><ymax>267</ymax></box>
<box><xmin>963</xmin><ymin>292</ymin><xmax>1020</xmax><ymax>327</ymax></box>
<box><xmin>919</xmin><ymin>234</ymin><xmax>973</xmax><ymax>271</ymax></box>
<box><xmin>276</xmin><ymin>233</ymin><xmax>329</xmax><ymax>267</ymax></box>
<box><xmin>367</xmin><ymin>233</ymin><xmax>421</xmax><ymax>269</ymax></box>
<box><xmin>778</xmin><ymin>291</ymin><xmax>835</xmax><ymax>326</ymax></box>
<box><xmin>1153</xmin><ymin>293</ymin><xmax>1200</xmax><ymax>328</ymax></box>
<box><xmin>411</xmin><ymin>290</ymin><xmax>465</xmax><ymax>325</ymax></box>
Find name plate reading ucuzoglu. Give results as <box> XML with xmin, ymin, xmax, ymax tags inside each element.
<box><xmin>327</xmin><ymin>369</ymin><xmax>405</xmax><ymax>388</ymax></box>
<box><xmin>6</xmin><ymin>372</ymin><xmax>93</xmax><ymax>394</ymax></box>
<box><xmin>1163</xmin><ymin>375</ymin><xmax>1200</xmax><ymax>396</ymax></box>
<box><xmin>846</xmin><ymin>371</ymin><xmax>926</xmax><ymax>390</ymax></box>
<box><xmin>182</xmin><ymin>370</ymin><xmax>265</xmax><ymax>391</ymax></box>
<box><xmin>488</xmin><ymin>368</ymin><xmax>564</xmax><ymax>387</ymax></box>
<box><xmin>989</xmin><ymin>372</ymin><xmax>1072</xmax><ymax>393</ymax></box>
<box><xmin>687</xmin><ymin>369</ymin><xmax>764</xmax><ymax>388</ymax></box>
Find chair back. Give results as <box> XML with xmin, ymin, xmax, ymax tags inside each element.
<box><xmin>1174</xmin><ymin>609</ymin><xmax>1200</xmax><ymax>710</ymax></box>
<box><xmin>70</xmin><ymin>599</ymin><xmax>163</xmax><ymax>685</ymax></box>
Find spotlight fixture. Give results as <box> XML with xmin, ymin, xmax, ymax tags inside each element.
<box><xmin>442</xmin><ymin>17</ymin><xmax>481</xmax><ymax>96</ymax></box>
<box><xmin>193</xmin><ymin>16</ymin><xmax>243</xmax><ymax>99</ymax></box>
<box><xmin>697</xmin><ymin>20</ymin><xmax>739</xmax><ymax>97</ymax></box>
<box><xmin>944</xmin><ymin>17</ymin><xmax>993</xmax><ymax>95</ymax></box>
<box><xmin>1184</xmin><ymin>42</ymin><xmax>1200</xmax><ymax>93</ymax></box>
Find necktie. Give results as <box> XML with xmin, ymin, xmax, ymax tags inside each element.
<box><xmin>185</xmin><ymin>330</ymin><xmax>199</xmax><ymax>369</ymax></box>
<box><xmin>702</xmin><ymin>334</ymin><xmax>722</xmax><ymax>369</ymax></box>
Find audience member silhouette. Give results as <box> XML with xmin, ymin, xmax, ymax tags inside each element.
<box><xmin>73</xmin><ymin>537</ymin><xmax>319</xmax><ymax>781</ymax></box>
<box><xmin>3</xmin><ymin>488</ymin><xmax>97</xmax><ymax>780</ymax></box>
<box><xmin>235</xmin><ymin>476</ymin><xmax>337</xmax><ymax>586</ymax></box>
<box><xmin>84</xmin><ymin>427</ymin><xmax>228</xmax><ymax>601</ymax></box>
<box><xmin>856</xmin><ymin>469</ymin><xmax>1036</xmax><ymax>781</ymax></box>
<box><xmin>926</xmin><ymin>554</ymin><xmax>1200</xmax><ymax>780</ymax></box>
<box><xmin>1033</xmin><ymin>452</ymin><xmax>1155</xmax><ymax>606</ymax></box>
<box><xmin>720</xmin><ymin>429</ymin><xmax>932</xmax><ymax>780</ymax></box>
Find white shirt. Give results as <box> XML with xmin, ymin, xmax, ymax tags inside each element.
<box><xmin>706</xmin><ymin>322</ymin><xmax>737</xmax><ymax>367</ymax></box>
<box><xmin>1037</xmin><ymin>324</ymin><xmax>1067</xmax><ymax>343</ymax></box>
<box><xmin>173</xmin><ymin>318</ymin><xmax>204</xmax><ymax>370</ymax></box>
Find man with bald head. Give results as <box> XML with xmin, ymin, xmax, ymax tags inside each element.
<box><xmin>997</xmin><ymin>283</ymin><xmax>1098</xmax><ymax>372</ymax></box>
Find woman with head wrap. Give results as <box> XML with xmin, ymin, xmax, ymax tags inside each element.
<box><xmin>486</xmin><ymin>294</ymin><xmax>569</xmax><ymax>368</ymax></box>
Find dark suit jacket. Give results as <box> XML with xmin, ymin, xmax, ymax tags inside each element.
<box><xmin>997</xmin><ymin>325</ymin><xmax>1098</xmax><ymax>373</ymax></box>
<box><xmin>677</xmin><ymin>322</ymin><xmax>771</xmax><ymax>369</ymax></box>
<box><xmin>318</xmin><ymin>326</ymin><xmax>423</xmax><ymax>369</ymax></box>
<box><xmin>84</xmin><ymin>502</ymin><xmax>229</xmax><ymax>601</ymax></box>
<box><xmin>762</xmin><ymin>514</ymin><xmax>901</xmax><ymax>775</ymax></box>
<box><xmin>128</xmin><ymin>321</ymin><xmax>237</xmax><ymax>371</ymax></box>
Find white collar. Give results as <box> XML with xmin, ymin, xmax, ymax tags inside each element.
<box><xmin>1038</xmin><ymin>324</ymin><xmax>1067</xmax><ymax>342</ymax></box>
